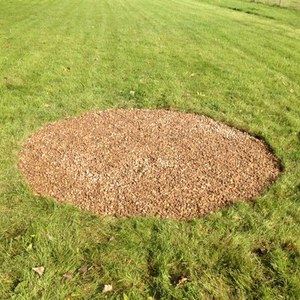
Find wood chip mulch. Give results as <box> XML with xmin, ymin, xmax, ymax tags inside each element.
<box><xmin>18</xmin><ymin>109</ymin><xmax>281</xmax><ymax>219</ymax></box>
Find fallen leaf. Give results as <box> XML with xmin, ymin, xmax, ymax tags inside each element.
<box><xmin>64</xmin><ymin>67</ymin><xmax>71</xmax><ymax>72</ymax></box>
<box><xmin>189</xmin><ymin>73</ymin><xmax>197</xmax><ymax>77</ymax></box>
<box><xmin>32</xmin><ymin>266</ymin><xmax>45</xmax><ymax>277</ymax></box>
<box><xmin>176</xmin><ymin>275</ymin><xmax>188</xmax><ymax>286</ymax></box>
<box><xmin>91</xmin><ymin>263</ymin><xmax>101</xmax><ymax>271</ymax></box>
<box><xmin>78</xmin><ymin>266</ymin><xmax>88</xmax><ymax>274</ymax></box>
<box><xmin>103</xmin><ymin>284</ymin><xmax>113</xmax><ymax>293</ymax></box>
<box><xmin>63</xmin><ymin>272</ymin><xmax>73</xmax><ymax>280</ymax></box>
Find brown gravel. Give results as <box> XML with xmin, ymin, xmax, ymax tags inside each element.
<box><xmin>19</xmin><ymin>109</ymin><xmax>281</xmax><ymax>219</ymax></box>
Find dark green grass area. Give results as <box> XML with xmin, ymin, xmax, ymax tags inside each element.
<box><xmin>0</xmin><ymin>0</ymin><xmax>299</xmax><ymax>298</ymax></box>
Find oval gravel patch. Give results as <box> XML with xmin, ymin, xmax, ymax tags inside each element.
<box><xmin>18</xmin><ymin>109</ymin><xmax>281</xmax><ymax>219</ymax></box>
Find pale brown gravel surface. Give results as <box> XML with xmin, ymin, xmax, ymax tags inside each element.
<box><xmin>19</xmin><ymin>109</ymin><xmax>281</xmax><ymax>219</ymax></box>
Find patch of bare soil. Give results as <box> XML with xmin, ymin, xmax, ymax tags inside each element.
<box><xmin>19</xmin><ymin>109</ymin><xmax>281</xmax><ymax>219</ymax></box>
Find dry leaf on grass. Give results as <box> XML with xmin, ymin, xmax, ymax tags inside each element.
<box><xmin>78</xmin><ymin>266</ymin><xmax>88</xmax><ymax>274</ymax></box>
<box><xmin>103</xmin><ymin>284</ymin><xmax>113</xmax><ymax>293</ymax></box>
<box><xmin>32</xmin><ymin>266</ymin><xmax>45</xmax><ymax>276</ymax></box>
<box><xmin>63</xmin><ymin>272</ymin><xmax>73</xmax><ymax>280</ymax></box>
<box><xmin>176</xmin><ymin>276</ymin><xmax>188</xmax><ymax>286</ymax></box>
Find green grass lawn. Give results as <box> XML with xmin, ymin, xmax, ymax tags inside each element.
<box><xmin>0</xmin><ymin>0</ymin><xmax>300</xmax><ymax>298</ymax></box>
<box><xmin>250</xmin><ymin>0</ymin><xmax>300</xmax><ymax>9</ymax></box>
